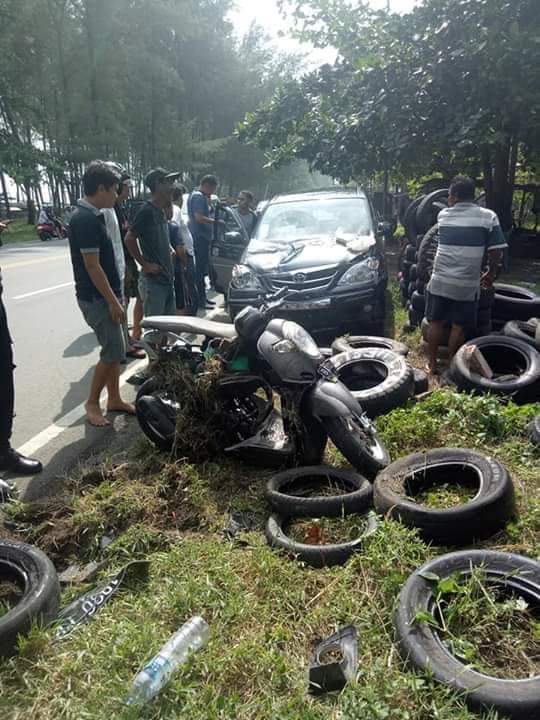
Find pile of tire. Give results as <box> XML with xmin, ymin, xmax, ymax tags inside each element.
<box><xmin>329</xmin><ymin>335</ymin><xmax>428</xmax><ymax>413</ymax></box>
<box><xmin>399</xmin><ymin>189</ymin><xmax>498</xmax><ymax>338</ymax></box>
<box><xmin>492</xmin><ymin>284</ymin><xmax>540</xmax><ymax>330</ymax></box>
<box><xmin>399</xmin><ymin>189</ymin><xmax>450</xmax><ymax>329</ymax></box>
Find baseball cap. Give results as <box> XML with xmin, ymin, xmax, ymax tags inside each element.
<box><xmin>144</xmin><ymin>168</ymin><xmax>182</xmax><ymax>191</ymax></box>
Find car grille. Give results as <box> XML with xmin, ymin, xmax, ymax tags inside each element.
<box><xmin>267</xmin><ymin>266</ymin><xmax>337</xmax><ymax>292</ymax></box>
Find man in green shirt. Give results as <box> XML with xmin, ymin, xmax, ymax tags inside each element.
<box><xmin>125</xmin><ymin>168</ymin><xmax>182</xmax><ymax>316</ymax></box>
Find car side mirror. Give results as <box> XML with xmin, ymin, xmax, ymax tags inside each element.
<box><xmin>224</xmin><ymin>231</ymin><xmax>243</xmax><ymax>243</ymax></box>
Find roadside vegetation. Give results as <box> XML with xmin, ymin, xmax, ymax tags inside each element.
<box><xmin>0</xmin><ymin>220</ymin><xmax>37</xmax><ymax>245</ymax></box>
<box><xmin>1</xmin><ymin>277</ymin><xmax>538</xmax><ymax>719</ymax></box>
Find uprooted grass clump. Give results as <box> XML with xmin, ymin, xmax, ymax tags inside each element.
<box><xmin>153</xmin><ymin>356</ymin><xmax>233</xmax><ymax>463</ymax></box>
<box><xmin>1</xmin><ymin>388</ymin><xmax>538</xmax><ymax>719</ymax></box>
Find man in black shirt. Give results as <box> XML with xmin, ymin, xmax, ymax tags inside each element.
<box><xmin>0</xmin><ymin>222</ymin><xmax>42</xmax><ymax>474</ymax></box>
<box><xmin>68</xmin><ymin>161</ymin><xmax>134</xmax><ymax>427</ymax></box>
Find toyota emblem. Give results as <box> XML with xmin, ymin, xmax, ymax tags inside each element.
<box><xmin>293</xmin><ymin>273</ymin><xmax>307</xmax><ymax>283</ymax></box>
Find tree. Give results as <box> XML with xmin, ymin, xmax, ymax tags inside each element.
<box><xmin>239</xmin><ymin>0</ymin><xmax>540</xmax><ymax>228</ymax></box>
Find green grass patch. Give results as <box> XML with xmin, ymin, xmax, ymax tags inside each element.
<box><xmin>1</xmin><ymin>354</ymin><xmax>539</xmax><ymax>717</ymax></box>
<box><xmin>0</xmin><ymin>219</ymin><xmax>37</xmax><ymax>244</ymax></box>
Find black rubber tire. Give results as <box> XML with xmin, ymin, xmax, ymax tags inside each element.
<box><xmin>415</xmin><ymin>188</ymin><xmax>449</xmax><ymax>236</ymax></box>
<box><xmin>413</xmin><ymin>368</ymin><xmax>429</xmax><ymax>395</ymax></box>
<box><xmin>135</xmin><ymin>378</ymin><xmax>176</xmax><ymax>451</ymax></box>
<box><xmin>411</xmin><ymin>290</ymin><xmax>426</xmax><ymax>315</ymax></box>
<box><xmin>409</xmin><ymin>264</ymin><xmax>417</xmax><ymax>282</ymax></box>
<box><xmin>502</xmin><ymin>320</ymin><xmax>540</xmax><ymax>351</ymax></box>
<box><xmin>403</xmin><ymin>196</ymin><xmax>425</xmax><ymax>243</ymax></box>
<box><xmin>407</xmin><ymin>281</ymin><xmax>415</xmax><ymax>299</ymax></box>
<box><xmin>395</xmin><ymin>550</ymin><xmax>540</xmax><ymax>719</ymax></box>
<box><xmin>265</xmin><ymin>466</ymin><xmax>372</xmax><ymax>518</ymax></box>
<box><xmin>408</xmin><ymin>306</ymin><xmax>420</xmax><ymax>328</ymax></box>
<box><xmin>328</xmin><ymin>349</ymin><xmax>415</xmax><ymax>418</ymax></box>
<box><xmin>0</xmin><ymin>540</ymin><xmax>60</xmax><ymax>658</ymax></box>
<box><xmin>331</xmin><ymin>335</ymin><xmax>409</xmax><ymax>357</ymax></box>
<box><xmin>265</xmin><ymin>511</ymin><xmax>378</xmax><ymax>568</ymax></box>
<box><xmin>322</xmin><ymin>414</ymin><xmax>390</xmax><ymax>479</ymax></box>
<box><xmin>373</xmin><ymin>448</ymin><xmax>515</xmax><ymax>545</ymax></box>
<box><xmin>449</xmin><ymin>335</ymin><xmax>540</xmax><ymax>404</ymax></box>
<box><xmin>415</xmin><ymin>279</ymin><xmax>426</xmax><ymax>293</ymax></box>
<box><xmin>404</xmin><ymin>244</ymin><xmax>417</xmax><ymax>263</ymax></box>
<box><xmin>527</xmin><ymin>415</ymin><xmax>540</xmax><ymax>445</ymax></box>
<box><xmin>477</xmin><ymin>307</ymin><xmax>492</xmax><ymax>327</ymax></box>
<box><xmin>493</xmin><ymin>283</ymin><xmax>540</xmax><ymax>322</ymax></box>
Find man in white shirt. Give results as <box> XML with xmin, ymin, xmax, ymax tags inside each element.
<box><xmin>172</xmin><ymin>186</ymin><xmax>198</xmax><ymax>315</ymax></box>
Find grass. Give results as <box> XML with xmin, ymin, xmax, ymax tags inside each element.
<box><xmin>287</xmin><ymin>515</ymin><xmax>370</xmax><ymax>545</ymax></box>
<box><xmin>1</xmin><ymin>282</ymin><xmax>539</xmax><ymax>719</ymax></box>
<box><xmin>0</xmin><ymin>219</ymin><xmax>38</xmax><ymax>244</ymax></box>
<box><xmin>424</xmin><ymin>569</ymin><xmax>540</xmax><ymax>680</ymax></box>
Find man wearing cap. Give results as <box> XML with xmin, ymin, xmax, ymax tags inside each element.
<box><xmin>125</xmin><ymin>168</ymin><xmax>182</xmax><ymax>318</ymax></box>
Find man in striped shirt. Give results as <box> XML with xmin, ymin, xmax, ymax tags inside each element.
<box><xmin>426</xmin><ymin>176</ymin><xmax>507</xmax><ymax>374</ymax></box>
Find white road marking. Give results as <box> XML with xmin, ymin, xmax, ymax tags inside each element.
<box><xmin>13</xmin><ymin>281</ymin><xmax>74</xmax><ymax>300</ymax></box>
<box><xmin>16</xmin><ymin>358</ymin><xmax>147</xmax><ymax>459</ymax></box>
<box><xmin>2</xmin><ymin>253</ymin><xmax>67</xmax><ymax>270</ymax></box>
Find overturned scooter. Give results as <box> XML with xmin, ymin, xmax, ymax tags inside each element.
<box><xmin>135</xmin><ymin>289</ymin><xmax>390</xmax><ymax>476</ymax></box>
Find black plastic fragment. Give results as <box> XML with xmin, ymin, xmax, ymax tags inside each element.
<box><xmin>308</xmin><ymin>625</ymin><xmax>358</xmax><ymax>695</ymax></box>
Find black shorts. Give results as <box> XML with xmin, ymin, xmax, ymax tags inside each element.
<box><xmin>425</xmin><ymin>291</ymin><xmax>478</xmax><ymax>328</ymax></box>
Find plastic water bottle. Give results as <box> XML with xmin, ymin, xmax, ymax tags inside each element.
<box><xmin>125</xmin><ymin>616</ymin><xmax>210</xmax><ymax>706</ymax></box>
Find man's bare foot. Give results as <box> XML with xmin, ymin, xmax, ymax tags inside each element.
<box><xmin>85</xmin><ymin>403</ymin><xmax>111</xmax><ymax>427</ymax></box>
<box><xmin>106</xmin><ymin>400</ymin><xmax>136</xmax><ymax>415</ymax></box>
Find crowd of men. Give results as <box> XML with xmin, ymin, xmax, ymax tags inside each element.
<box><xmin>0</xmin><ymin>160</ymin><xmax>257</xmax><ymax>471</ymax></box>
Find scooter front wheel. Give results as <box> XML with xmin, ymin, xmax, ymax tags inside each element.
<box><xmin>322</xmin><ymin>415</ymin><xmax>390</xmax><ymax>479</ymax></box>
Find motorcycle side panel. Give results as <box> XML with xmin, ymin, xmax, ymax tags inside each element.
<box><xmin>306</xmin><ymin>379</ymin><xmax>364</xmax><ymax>419</ymax></box>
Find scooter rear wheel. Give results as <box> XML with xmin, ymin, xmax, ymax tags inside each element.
<box><xmin>323</xmin><ymin>415</ymin><xmax>390</xmax><ymax>479</ymax></box>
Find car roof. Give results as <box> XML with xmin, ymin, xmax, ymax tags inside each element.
<box><xmin>268</xmin><ymin>189</ymin><xmax>367</xmax><ymax>205</ymax></box>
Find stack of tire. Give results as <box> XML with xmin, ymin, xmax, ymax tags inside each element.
<box><xmin>399</xmin><ymin>189</ymin><xmax>450</xmax><ymax>329</ymax></box>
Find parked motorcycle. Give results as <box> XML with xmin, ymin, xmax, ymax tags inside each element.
<box><xmin>135</xmin><ymin>289</ymin><xmax>390</xmax><ymax>476</ymax></box>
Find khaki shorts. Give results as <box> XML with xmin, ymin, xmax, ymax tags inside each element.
<box><xmin>78</xmin><ymin>298</ymin><xmax>126</xmax><ymax>363</ymax></box>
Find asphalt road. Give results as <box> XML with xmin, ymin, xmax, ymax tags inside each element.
<box><xmin>0</xmin><ymin>237</ymin><xmax>222</xmax><ymax>502</ymax></box>
<box><xmin>1</xmin><ymin>237</ymin><xmax>104</xmax><ymax>449</ymax></box>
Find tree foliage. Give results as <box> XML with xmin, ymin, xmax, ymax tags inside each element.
<box><xmin>0</xmin><ymin>0</ymin><xmax>317</xmax><ymax>218</ymax></box>
<box><xmin>240</xmin><ymin>0</ymin><xmax>540</xmax><ymax>227</ymax></box>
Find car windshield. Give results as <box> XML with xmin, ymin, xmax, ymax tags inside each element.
<box><xmin>251</xmin><ymin>197</ymin><xmax>373</xmax><ymax>248</ymax></box>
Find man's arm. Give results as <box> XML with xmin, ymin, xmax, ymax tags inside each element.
<box><xmin>82</xmin><ymin>253</ymin><xmax>125</xmax><ymax>324</ymax></box>
<box><xmin>481</xmin><ymin>249</ymin><xmax>503</xmax><ymax>289</ymax></box>
<box><xmin>124</xmin><ymin>228</ymin><xmax>160</xmax><ymax>275</ymax></box>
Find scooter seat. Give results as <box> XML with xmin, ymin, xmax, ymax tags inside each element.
<box><xmin>141</xmin><ymin>315</ymin><xmax>237</xmax><ymax>340</ymax></box>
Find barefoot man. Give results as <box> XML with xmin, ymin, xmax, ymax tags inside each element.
<box><xmin>68</xmin><ymin>160</ymin><xmax>135</xmax><ymax>426</ymax></box>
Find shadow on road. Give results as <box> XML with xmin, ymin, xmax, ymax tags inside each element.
<box><xmin>53</xmin><ymin>366</ymin><xmax>95</xmax><ymax>422</ymax></box>
<box><xmin>63</xmin><ymin>332</ymin><xmax>97</xmax><ymax>358</ymax></box>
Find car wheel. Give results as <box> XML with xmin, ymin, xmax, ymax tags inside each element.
<box><xmin>328</xmin><ymin>348</ymin><xmax>415</xmax><ymax>418</ymax></box>
<box><xmin>0</xmin><ymin>540</ymin><xmax>60</xmax><ymax>658</ymax></box>
<box><xmin>373</xmin><ymin>448</ymin><xmax>515</xmax><ymax>545</ymax></box>
<box><xmin>265</xmin><ymin>466</ymin><xmax>372</xmax><ymax>518</ymax></box>
<box><xmin>449</xmin><ymin>335</ymin><xmax>540</xmax><ymax>404</ymax></box>
<box><xmin>395</xmin><ymin>550</ymin><xmax>540</xmax><ymax>719</ymax></box>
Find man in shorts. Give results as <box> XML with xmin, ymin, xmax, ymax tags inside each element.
<box><xmin>426</xmin><ymin>175</ymin><xmax>507</xmax><ymax>374</ymax></box>
<box><xmin>68</xmin><ymin>161</ymin><xmax>134</xmax><ymax>427</ymax></box>
<box><xmin>125</xmin><ymin>168</ymin><xmax>181</xmax><ymax>317</ymax></box>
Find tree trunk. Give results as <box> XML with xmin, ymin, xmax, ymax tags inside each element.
<box><xmin>488</xmin><ymin>135</ymin><xmax>514</xmax><ymax>231</ymax></box>
<box><xmin>0</xmin><ymin>172</ymin><xmax>10</xmax><ymax>218</ymax></box>
<box><xmin>24</xmin><ymin>181</ymin><xmax>35</xmax><ymax>224</ymax></box>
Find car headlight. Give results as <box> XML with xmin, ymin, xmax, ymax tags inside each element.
<box><xmin>282</xmin><ymin>321</ymin><xmax>321</xmax><ymax>359</ymax></box>
<box><xmin>231</xmin><ymin>264</ymin><xmax>262</xmax><ymax>290</ymax></box>
<box><xmin>337</xmin><ymin>257</ymin><xmax>379</xmax><ymax>286</ymax></box>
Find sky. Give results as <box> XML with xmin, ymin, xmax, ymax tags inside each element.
<box><xmin>229</xmin><ymin>0</ymin><xmax>418</xmax><ymax>63</ymax></box>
